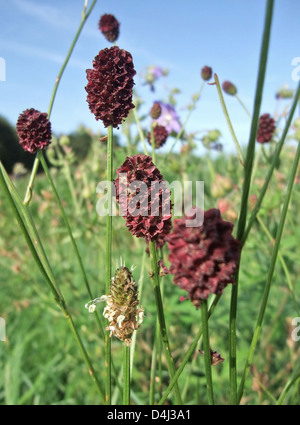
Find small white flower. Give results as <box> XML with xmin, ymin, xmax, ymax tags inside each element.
<box><xmin>117</xmin><ymin>315</ymin><xmax>125</xmax><ymax>327</ymax></box>
<box><xmin>88</xmin><ymin>304</ymin><xmax>96</xmax><ymax>313</ymax></box>
<box><xmin>137</xmin><ymin>310</ymin><xmax>144</xmax><ymax>324</ymax></box>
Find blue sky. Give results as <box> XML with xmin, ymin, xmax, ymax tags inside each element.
<box><xmin>1</xmin><ymin>0</ymin><xmax>299</xmax><ymax>154</ymax></box>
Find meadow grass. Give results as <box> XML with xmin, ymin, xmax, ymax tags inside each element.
<box><xmin>1</xmin><ymin>140</ymin><xmax>300</xmax><ymax>404</ymax></box>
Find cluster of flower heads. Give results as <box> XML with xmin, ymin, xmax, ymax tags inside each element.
<box><xmin>16</xmin><ymin>108</ymin><xmax>52</xmax><ymax>154</ymax></box>
<box><xmin>85</xmin><ymin>46</ymin><xmax>136</xmax><ymax>128</ymax></box>
<box><xmin>98</xmin><ymin>13</ymin><xmax>120</xmax><ymax>42</ymax></box>
<box><xmin>115</xmin><ymin>154</ymin><xmax>172</xmax><ymax>243</ymax></box>
<box><xmin>86</xmin><ymin>265</ymin><xmax>144</xmax><ymax>346</ymax></box>
<box><xmin>256</xmin><ymin>113</ymin><xmax>276</xmax><ymax>143</ymax></box>
<box><xmin>166</xmin><ymin>208</ymin><xmax>241</xmax><ymax>308</ymax></box>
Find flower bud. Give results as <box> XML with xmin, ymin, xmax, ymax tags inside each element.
<box><xmin>222</xmin><ymin>80</ymin><xmax>237</xmax><ymax>96</ymax></box>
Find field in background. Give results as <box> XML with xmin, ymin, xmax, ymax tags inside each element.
<box><xmin>0</xmin><ymin>128</ymin><xmax>299</xmax><ymax>405</ymax></box>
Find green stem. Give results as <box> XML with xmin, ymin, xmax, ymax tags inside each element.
<box><xmin>229</xmin><ymin>0</ymin><xmax>274</xmax><ymax>405</ymax></box>
<box><xmin>149</xmin><ymin>241</ymin><xmax>182</xmax><ymax>404</ymax></box>
<box><xmin>150</xmin><ymin>122</ymin><xmax>156</xmax><ymax>163</ymax></box>
<box><xmin>37</xmin><ymin>151</ymin><xmax>102</xmax><ymax>323</ymax></box>
<box><xmin>149</xmin><ymin>321</ymin><xmax>159</xmax><ymax>404</ymax></box>
<box><xmin>166</xmin><ymin>81</ymin><xmax>205</xmax><ymax>160</ymax></box>
<box><xmin>23</xmin><ymin>0</ymin><xmax>98</xmax><ymax>205</ymax></box>
<box><xmin>0</xmin><ymin>163</ymin><xmax>105</xmax><ymax>403</ymax></box>
<box><xmin>235</xmin><ymin>94</ymin><xmax>252</xmax><ymax>119</ymax></box>
<box><xmin>133</xmin><ymin>107</ymin><xmax>148</xmax><ymax>155</ymax></box>
<box><xmin>201</xmin><ymin>299</ymin><xmax>214</xmax><ymax>405</ymax></box>
<box><xmin>123</xmin><ymin>343</ymin><xmax>131</xmax><ymax>405</ymax></box>
<box><xmin>105</xmin><ymin>125</ymin><xmax>114</xmax><ymax>404</ymax></box>
<box><xmin>158</xmin><ymin>294</ymin><xmax>220</xmax><ymax>405</ymax></box>
<box><xmin>256</xmin><ymin>214</ymin><xmax>300</xmax><ymax>316</ymax></box>
<box><xmin>214</xmin><ymin>73</ymin><xmax>245</xmax><ymax>165</ymax></box>
<box><xmin>242</xmin><ymin>80</ymin><xmax>300</xmax><ymax>246</ymax></box>
<box><xmin>237</xmin><ymin>140</ymin><xmax>300</xmax><ymax>403</ymax></box>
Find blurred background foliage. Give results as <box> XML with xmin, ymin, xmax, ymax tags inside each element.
<box><xmin>0</xmin><ymin>111</ymin><xmax>300</xmax><ymax>404</ymax></box>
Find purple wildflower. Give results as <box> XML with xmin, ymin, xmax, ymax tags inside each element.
<box><xmin>143</xmin><ymin>66</ymin><xmax>168</xmax><ymax>91</ymax></box>
<box><xmin>155</xmin><ymin>102</ymin><xmax>181</xmax><ymax>134</ymax></box>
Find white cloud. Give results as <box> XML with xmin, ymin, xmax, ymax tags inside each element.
<box><xmin>12</xmin><ymin>0</ymin><xmax>76</xmax><ymax>31</ymax></box>
<box><xmin>0</xmin><ymin>40</ymin><xmax>89</xmax><ymax>70</ymax></box>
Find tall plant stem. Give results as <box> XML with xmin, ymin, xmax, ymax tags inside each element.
<box><xmin>235</xmin><ymin>94</ymin><xmax>252</xmax><ymax>119</ymax></box>
<box><xmin>214</xmin><ymin>73</ymin><xmax>245</xmax><ymax>165</ymax></box>
<box><xmin>149</xmin><ymin>241</ymin><xmax>182</xmax><ymax>404</ymax></box>
<box><xmin>123</xmin><ymin>344</ymin><xmax>131</xmax><ymax>405</ymax></box>
<box><xmin>23</xmin><ymin>0</ymin><xmax>98</xmax><ymax>205</ymax></box>
<box><xmin>150</xmin><ymin>121</ymin><xmax>156</xmax><ymax>163</ymax></box>
<box><xmin>229</xmin><ymin>0</ymin><xmax>274</xmax><ymax>405</ymax></box>
<box><xmin>158</xmin><ymin>294</ymin><xmax>220</xmax><ymax>405</ymax></box>
<box><xmin>0</xmin><ymin>164</ymin><xmax>105</xmax><ymax>403</ymax></box>
<box><xmin>237</xmin><ymin>141</ymin><xmax>300</xmax><ymax>403</ymax></box>
<box><xmin>166</xmin><ymin>81</ymin><xmax>205</xmax><ymax>160</ymax></box>
<box><xmin>201</xmin><ymin>299</ymin><xmax>214</xmax><ymax>405</ymax></box>
<box><xmin>242</xmin><ymin>80</ymin><xmax>300</xmax><ymax>247</ymax></box>
<box><xmin>105</xmin><ymin>125</ymin><xmax>114</xmax><ymax>404</ymax></box>
<box><xmin>133</xmin><ymin>108</ymin><xmax>148</xmax><ymax>155</ymax></box>
<box><xmin>36</xmin><ymin>151</ymin><xmax>106</xmax><ymax>331</ymax></box>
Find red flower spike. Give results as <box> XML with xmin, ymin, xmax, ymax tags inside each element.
<box><xmin>256</xmin><ymin>113</ymin><xmax>276</xmax><ymax>144</ymax></box>
<box><xmin>115</xmin><ymin>154</ymin><xmax>172</xmax><ymax>242</ymax></box>
<box><xmin>16</xmin><ymin>108</ymin><xmax>52</xmax><ymax>154</ymax></box>
<box><xmin>98</xmin><ymin>14</ymin><xmax>120</xmax><ymax>42</ymax></box>
<box><xmin>147</xmin><ymin>125</ymin><xmax>169</xmax><ymax>149</ymax></box>
<box><xmin>166</xmin><ymin>208</ymin><xmax>241</xmax><ymax>308</ymax></box>
<box><xmin>85</xmin><ymin>46</ymin><xmax>136</xmax><ymax>128</ymax></box>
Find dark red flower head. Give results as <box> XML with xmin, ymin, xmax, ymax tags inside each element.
<box><xmin>115</xmin><ymin>154</ymin><xmax>172</xmax><ymax>242</ymax></box>
<box><xmin>256</xmin><ymin>113</ymin><xmax>276</xmax><ymax>143</ymax></box>
<box><xmin>222</xmin><ymin>81</ymin><xmax>237</xmax><ymax>96</ymax></box>
<box><xmin>166</xmin><ymin>208</ymin><xmax>241</xmax><ymax>308</ymax></box>
<box><xmin>147</xmin><ymin>125</ymin><xmax>169</xmax><ymax>149</ymax></box>
<box><xmin>98</xmin><ymin>14</ymin><xmax>120</xmax><ymax>42</ymax></box>
<box><xmin>16</xmin><ymin>108</ymin><xmax>52</xmax><ymax>154</ymax></box>
<box><xmin>85</xmin><ymin>46</ymin><xmax>136</xmax><ymax>128</ymax></box>
<box><xmin>201</xmin><ymin>66</ymin><xmax>213</xmax><ymax>81</ymax></box>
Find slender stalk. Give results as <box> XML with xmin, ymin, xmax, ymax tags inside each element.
<box><xmin>229</xmin><ymin>0</ymin><xmax>274</xmax><ymax>404</ymax></box>
<box><xmin>237</xmin><ymin>141</ymin><xmax>300</xmax><ymax>403</ymax></box>
<box><xmin>123</xmin><ymin>344</ymin><xmax>131</xmax><ymax>405</ymax></box>
<box><xmin>149</xmin><ymin>241</ymin><xmax>182</xmax><ymax>404</ymax></box>
<box><xmin>214</xmin><ymin>73</ymin><xmax>245</xmax><ymax>165</ymax></box>
<box><xmin>23</xmin><ymin>0</ymin><xmax>98</xmax><ymax>205</ymax></box>
<box><xmin>150</xmin><ymin>122</ymin><xmax>156</xmax><ymax>163</ymax></box>
<box><xmin>242</xmin><ymin>80</ymin><xmax>300</xmax><ymax>246</ymax></box>
<box><xmin>37</xmin><ymin>151</ymin><xmax>104</xmax><ymax>326</ymax></box>
<box><xmin>235</xmin><ymin>94</ymin><xmax>252</xmax><ymax>119</ymax></box>
<box><xmin>133</xmin><ymin>108</ymin><xmax>148</xmax><ymax>155</ymax></box>
<box><xmin>201</xmin><ymin>299</ymin><xmax>214</xmax><ymax>405</ymax></box>
<box><xmin>166</xmin><ymin>81</ymin><xmax>205</xmax><ymax>160</ymax></box>
<box><xmin>149</xmin><ymin>322</ymin><xmax>160</xmax><ymax>404</ymax></box>
<box><xmin>0</xmin><ymin>164</ymin><xmax>105</xmax><ymax>403</ymax></box>
<box><xmin>256</xmin><ymin>215</ymin><xmax>300</xmax><ymax>316</ymax></box>
<box><xmin>158</xmin><ymin>294</ymin><xmax>220</xmax><ymax>405</ymax></box>
<box><xmin>276</xmin><ymin>366</ymin><xmax>300</xmax><ymax>405</ymax></box>
<box><xmin>105</xmin><ymin>125</ymin><xmax>114</xmax><ymax>405</ymax></box>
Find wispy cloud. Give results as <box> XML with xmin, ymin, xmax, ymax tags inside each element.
<box><xmin>0</xmin><ymin>40</ymin><xmax>89</xmax><ymax>70</ymax></box>
<box><xmin>12</xmin><ymin>0</ymin><xmax>76</xmax><ymax>31</ymax></box>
